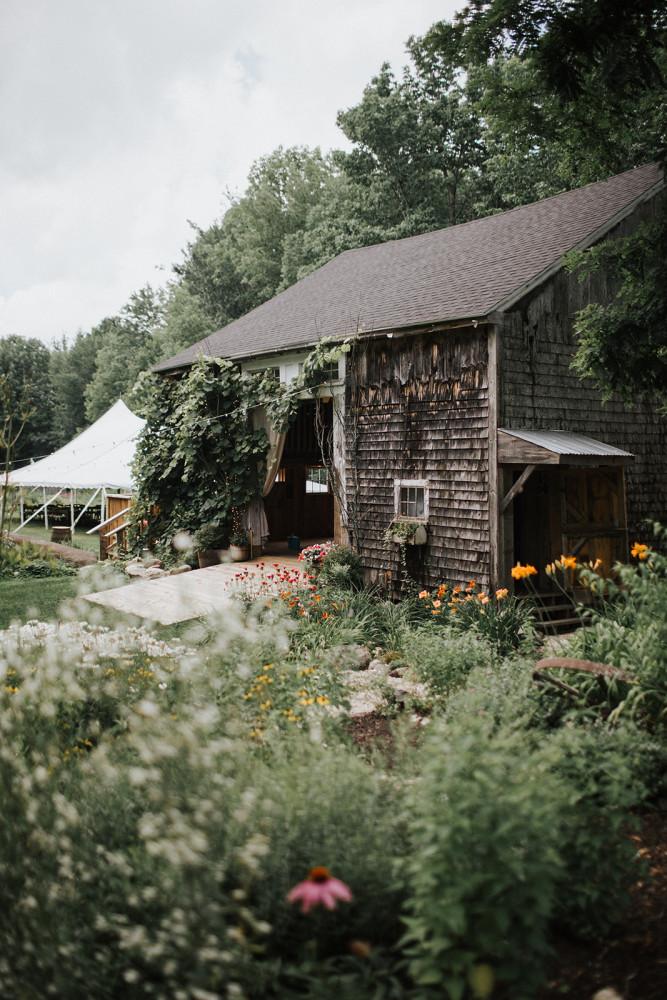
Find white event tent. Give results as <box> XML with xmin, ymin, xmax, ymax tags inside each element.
<box><xmin>7</xmin><ymin>399</ymin><xmax>146</xmax><ymax>534</ymax></box>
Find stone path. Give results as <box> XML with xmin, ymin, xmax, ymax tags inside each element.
<box><xmin>84</xmin><ymin>556</ymin><xmax>306</xmax><ymax>626</ymax></box>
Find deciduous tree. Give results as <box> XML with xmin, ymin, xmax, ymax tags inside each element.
<box><xmin>0</xmin><ymin>335</ymin><xmax>55</xmax><ymax>461</ymax></box>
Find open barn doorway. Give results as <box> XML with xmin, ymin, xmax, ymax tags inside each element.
<box><xmin>512</xmin><ymin>466</ymin><xmax>629</xmax><ymax>589</ymax></box>
<box><xmin>264</xmin><ymin>400</ymin><xmax>335</xmax><ymax>549</ymax></box>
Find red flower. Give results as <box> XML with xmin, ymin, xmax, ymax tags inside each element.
<box><xmin>286</xmin><ymin>867</ymin><xmax>352</xmax><ymax>913</ymax></box>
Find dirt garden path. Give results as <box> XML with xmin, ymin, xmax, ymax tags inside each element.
<box><xmin>8</xmin><ymin>531</ymin><xmax>96</xmax><ymax>566</ymax></box>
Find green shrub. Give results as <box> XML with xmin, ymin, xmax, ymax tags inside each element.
<box><xmin>195</xmin><ymin>521</ymin><xmax>230</xmax><ymax>550</ymax></box>
<box><xmin>549</xmin><ymin>529</ymin><xmax>667</xmax><ymax>731</ymax></box>
<box><xmin>0</xmin><ymin>538</ymin><xmax>78</xmax><ymax>578</ymax></box>
<box><xmin>318</xmin><ymin>545</ymin><xmax>364</xmax><ymax>590</ymax></box>
<box><xmin>402</xmin><ymin>714</ymin><xmax>650</xmax><ymax>999</ymax></box>
<box><xmin>0</xmin><ymin>616</ymin><xmax>411</xmax><ymax>1000</ymax></box>
<box><xmin>546</xmin><ymin>723</ymin><xmax>653</xmax><ymax>938</ymax></box>
<box><xmin>402</xmin><ymin>717</ymin><xmax>565</xmax><ymax>1000</ymax></box>
<box><xmin>404</xmin><ymin>628</ymin><xmax>495</xmax><ymax>700</ymax></box>
<box><xmin>442</xmin><ymin>657</ymin><xmax>567</xmax><ymax>732</ymax></box>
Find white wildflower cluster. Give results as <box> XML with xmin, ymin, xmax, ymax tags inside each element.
<box><xmin>0</xmin><ymin>619</ymin><xmax>190</xmax><ymax>663</ymax></box>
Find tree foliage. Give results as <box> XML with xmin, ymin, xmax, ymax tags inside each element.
<box><xmin>420</xmin><ymin>4</ymin><xmax>666</xmax><ymax>181</ymax></box>
<box><xmin>418</xmin><ymin>1</ymin><xmax>667</xmax><ymax>401</ymax></box>
<box><xmin>451</xmin><ymin>0</ymin><xmax>666</xmax><ymax>103</ymax></box>
<box><xmin>0</xmin><ymin>336</ymin><xmax>55</xmax><ymax>462</ymax></box>
<box><xmin>566</xmin><ymin>207</ymin><xmax>667</xmax><ymax>408</ymax></box>
<box><xmin>49</xmin><ymin>326</ymin><xmax>106</xmax><ymax>447</ymax></box>
<box><xmin>336</xmin><ymin>51</ymin><xmax>486</xmax><ymax>231</ymax></box>
<box><xmin>83</xmin><ymin>285</ymin><xmax>168</xmax><ymax>422</ymax></box>
<box><xmin>175</xmin><ymin>147</ymin><xmax>336</xmax><ymax>327</ymax></box>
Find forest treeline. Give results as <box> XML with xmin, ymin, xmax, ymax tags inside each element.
<box><xmin>3</xmin><ymin>2</ymin><xmax>665</xmax><ymax>461</ymax></box>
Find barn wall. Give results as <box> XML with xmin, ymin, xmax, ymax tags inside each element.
<box><xmin>345</xmin><ymin>329</ymin><xmax>491</xmax><ymax>594</ymax></box>
<box><xmin>499</xmin><ymin>195</ymin><xmax>667</xmax><ymax>544</ymax></box>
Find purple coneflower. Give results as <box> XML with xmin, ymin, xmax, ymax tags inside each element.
<box><xmin>286</xmin><ymin>866</ymin><xmax>352</xmax><ymax>913</ymax></box>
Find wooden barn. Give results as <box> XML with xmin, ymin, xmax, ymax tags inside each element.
<box><xmin>156</xmin><ymin>163</ymin><xmax>667</xmax><ymax>595</ymax></box>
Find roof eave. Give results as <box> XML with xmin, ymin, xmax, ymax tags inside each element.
<box><xmin>152</xmin><ymin>316</ymin><xmax>490</xmax><ymax>373</ymax></box>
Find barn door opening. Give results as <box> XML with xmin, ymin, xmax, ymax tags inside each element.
<box><xmin>512</xmin><ymin>465</ymin><xmax>628</xmax><ymax>590</ymax></box>
<box><xmin>264</xmin><ymin>400</ymin><xmax>335</xmax><ymax>544</ymax></box>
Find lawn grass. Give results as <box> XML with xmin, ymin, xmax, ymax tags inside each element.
<box><xmin>8</xmin><ymin>520</ymin><xmax>100</xmax><ymax>554</ymax></box>
<box><xmin>0</xmin><ymin>576</ymin><xmax>80</xmax><ymax>629</ymax></box>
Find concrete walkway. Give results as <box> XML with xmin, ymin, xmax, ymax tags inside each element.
<box><xmin>84</xmin><ymin>555</ymin><xmax>308</xmax><ymax>626</ymax></box>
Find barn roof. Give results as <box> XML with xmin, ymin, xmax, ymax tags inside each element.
<box><xmin>155</xmin><ymin>163</ymin><xmax>663</xmax><ymax>372</ymax></box>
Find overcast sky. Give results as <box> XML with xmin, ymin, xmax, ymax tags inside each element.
<box><xmin>1</xmin><ymin>0</ymin><xmax>458</xmax><ymax>346</ymax></box>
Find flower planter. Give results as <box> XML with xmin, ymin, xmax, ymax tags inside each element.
<box><xmin>391</xmin><ymin>524</ymin><xmax>428</xmax><ymax>546</ymax></box>
<box><xmin>197</xmin><ymin>548</ymin><xmax>231</xmax><ymax>568</ymax></box>
<box><xmin>229</xmin><ymin>544</ymin><xmax>250</xmax><ymax>562</ymax></box>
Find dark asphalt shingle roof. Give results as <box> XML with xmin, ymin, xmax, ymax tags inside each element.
<box><xmin>155</xmin><ymin>163</ymin><xmax>663</xmax><ymax>371</ymax></box>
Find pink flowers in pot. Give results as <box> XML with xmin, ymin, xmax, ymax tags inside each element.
<box><xmin>286</xmin><ymin>866</ymin><xmax>352</xmax><ymax>913</ymax></box>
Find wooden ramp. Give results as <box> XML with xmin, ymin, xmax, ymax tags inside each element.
<box><xmin>84</xmin><ymin>557</ymin><xmax>306</xmax><ymax>626</ymax></box>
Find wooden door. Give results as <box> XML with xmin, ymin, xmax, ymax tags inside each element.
<box><xmin>559</xmin><ymin>467</ymin><xmax>628</xmax><ymax>573</ymax></box>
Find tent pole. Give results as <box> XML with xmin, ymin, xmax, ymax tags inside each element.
<box><xmin>43</xmin><ymin>487</ymin><xmax>48</xmax><ymax>529</ymax></box>
<box><xmin>20</xmin><ymin>494</ymin><xmax>24</xmax><ymax>525</ymax></box>
<box><xmin>101</xmin><ymin>487</ymin><xmax>106</xmax><ymax>525</ymax></box>
<box><xmin>70</xmin><ymin>490</ymin><xmax>75</xmax><ymax>535</ymax></box>
<box><xmin>73</xmin><ymin>487</ymin><xmax>101</xmax><ymax>528</ymax></box>
<box><xmin>18</xmin><ymin>489</ymin><xmax>66</xmax><ymax>531</ymax></box>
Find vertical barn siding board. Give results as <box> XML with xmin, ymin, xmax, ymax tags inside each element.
<box><xmin>346</xmin><ymin>330</ymin><xmax>490</xmax><ymax>593</ymax></box>
<box><xmin>499</xmin><ymin>197</ymin><xmax>667</xmax><ymax>544</ymax></box>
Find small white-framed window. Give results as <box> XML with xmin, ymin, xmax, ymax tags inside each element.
<box><xmin>305</xmin><ymin>467</ymin><xmax>329</xmax><ymax>493</ymax></box>
<box><xmin>394</xmin><ymin>479</ymin><xmax>429</xmax><ymax>520</ymax></box>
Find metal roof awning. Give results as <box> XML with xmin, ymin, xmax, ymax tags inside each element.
<box><xmin>498</xmin><ymin>429</ymin><xmax>634</xmax><ymax>466</ymax></box>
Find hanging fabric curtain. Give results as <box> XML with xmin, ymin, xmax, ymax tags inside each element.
<box><xmin>253</xmin><ymin>406</ymin><xmax>287</xmax><ymax>498</ymax></box>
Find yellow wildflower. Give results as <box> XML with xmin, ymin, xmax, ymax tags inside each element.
<box><xmin>631</xmin><ymin>542</ymin><xmax>650</xmax><ymax>560</ymax></box>
<box><xmin>495</xmin><ymin>588</ymin><xmax>508</xmax><ymax>600</ymax></box>
<box><xmin>560</xmin><ymin>554</ymin><xmax>577</xmax><ymax>570</ymax></box>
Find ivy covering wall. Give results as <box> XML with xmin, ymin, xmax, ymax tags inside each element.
<box><xmin>131</xmin><ymin>341</ymin><xmax>350</xmax><ymax>553</ymax></box>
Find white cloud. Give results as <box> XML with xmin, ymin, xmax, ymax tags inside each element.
<box><xmin>1</xmin><ymin>0</ymin><xmax>457</xmax><ymax>343</ymax></box>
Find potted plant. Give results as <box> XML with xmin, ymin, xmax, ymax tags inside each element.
<box><xmin>384</xmin><ymin>518</ymin><xmax>428</xmax><ymax>546</ymax></box>
<box><xmin>195</xmin><ymin>523</ymin><xmax>230</xmax><ymax>568</ymax></box>
<box><xmin>229</xmin><ymin>529</ymin><xmax>250</xmax><ymax>562</ymax></box>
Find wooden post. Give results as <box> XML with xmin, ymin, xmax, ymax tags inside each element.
<box><xmin>487</xmin><ymin>324</ymin><xmax>499</xmax><ymax>591</ymax></box>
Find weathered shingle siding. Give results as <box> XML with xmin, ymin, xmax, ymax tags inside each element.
<box><xmin>499</xmin><ymin>197</ymin><xmax>667</xmax><ymax>542</ymax></box>
<box><xmin>346</xmin><ymin>330</ymin><xmax>491</xmax><ymax>593</ymax></box>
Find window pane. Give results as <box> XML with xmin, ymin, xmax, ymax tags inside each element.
<box><xmin>306</xmin><ymin>467</ymin><xmax>329</xmax><ymax>493</ymax></box>
<box><xmin>399</xmin><ymin>486</ymin><xmax>425</xmax><ymax>518</ymax></box>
